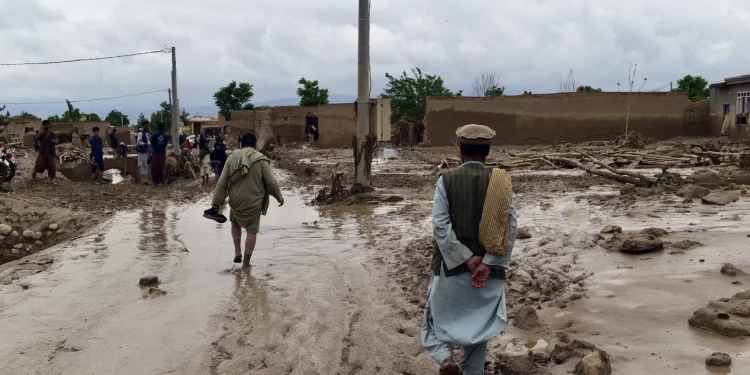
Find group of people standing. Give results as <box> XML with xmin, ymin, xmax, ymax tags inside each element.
<box><xmin>198</xmin><ymin>134</ymin><xmax>227</xmax><ymax>186</ymax></box>
<box><xmin>134</xmin><ymin>120</ymin><xmax>170</xmax><ymax>185</ymax></box>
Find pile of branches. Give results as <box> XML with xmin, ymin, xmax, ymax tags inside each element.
<box><xmin>59</xmin><ymin>149</ymin><xmax>91</xmax><ymax>164</ymax></box>
<box><xmin>614</xmin><ymin>130</ymin><xmax>650</xmax><ymax>149</ymax></box>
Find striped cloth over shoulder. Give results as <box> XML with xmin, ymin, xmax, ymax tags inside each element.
<box><xmin>479</xmin><ymin>168</ymin><xmax>513</xmax><ymax>255</ymax></box>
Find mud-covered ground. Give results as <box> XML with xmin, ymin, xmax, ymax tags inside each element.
<box><xmin>0</xmin><ymin>147</ymin><xmax>212</xmax><ymax>265</ymax></box>
<box><xmin>1</xmin><ymin>138</ymin><xmax>750</xmax><ymax>374</ymax></box>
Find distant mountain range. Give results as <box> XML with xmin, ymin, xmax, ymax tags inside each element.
<box><xmin>183</xmin><ymin>94</ymin><xmax>356</xmax><ymax>117</ymax></box>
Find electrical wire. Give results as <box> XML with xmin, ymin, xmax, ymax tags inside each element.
<box><xmin>1</xmin><ymin>89</ymin><xmax>168</xmax><ymax>105</ymax></box>
<box><xmin>0</xmin><ymin>48</ymin><xmax>170</xmax><ymax>66</ymax></box>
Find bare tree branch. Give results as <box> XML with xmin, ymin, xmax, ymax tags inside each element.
<box><xmin>558</xmin><ymin>68</ymin><xmax>577</xmax><ymax>93</ymax></box>
<box><xmin>471</xmin><ymin>71</ymin><xmax>504</xmax><ymax>97</ymax></box>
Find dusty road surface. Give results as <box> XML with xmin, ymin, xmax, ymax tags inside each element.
<box><xmin>0</xmin><ymin>187</ymin><xmax>435</xmax><ymax>375</ymax></box>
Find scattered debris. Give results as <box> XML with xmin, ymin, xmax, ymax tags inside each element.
<box><xmin>516</xmin><ymin>228</ymin><xmax>533</xmax><ymax>240</ymax></box>
<box><xmin>619</xmin><ymin>183</ymin><xmax>636</xmax><ymax>196</ymax></box>
<box><xmin>600</xmin><ymin>225</ymin><xmax>622</xmax><ymax>234</ymax></box>
<box><xmin>701</xmin><ymin>190</ymin><xmax>741</xmax><ymax>206</ymax></box>
<box><xmin>671</xmin><ymin>240</ymin><xmax>701</xmax><ymax>250</ymax></box>
<box><xmin>705</xmin><ymin>352</ymin><xmax>732</xmax><ymax>367</ymax></box>
<box><xmin>139</xmin><ymin>276</ymin><xmax>160</xmax><ymax>286</ymax></box>
<box><xmin>573</xmin><ymin>350</ymin><xmax>612</xmax><ymax>375</ymax></box>
<box><xmin>514</xmin><ymin>305</ymin><xmax>541</xmax><ymax>330</ymax></box>
<box><xmin>720</xmin><ymin>264</ymin><xmax>743</xmax><ymax>277</ymax></box>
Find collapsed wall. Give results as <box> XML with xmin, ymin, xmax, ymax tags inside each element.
<box><xmin>423</xmin><ymin>92</ymin><xmax>710</xmax><ymax>146</ymax></box>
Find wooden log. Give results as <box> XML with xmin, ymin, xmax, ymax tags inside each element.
<box><xmin>544</xmin><ymin>156</ymin><xmax>653</xmax><ymax>187</ymax></box>
<box><xmin>572</xmin><ymin>150</ymin><xmax>658</xmax><ymax>184</ymax></box>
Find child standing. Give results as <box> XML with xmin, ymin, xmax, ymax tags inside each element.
<box><xmin>90</xmin><ymin>126</ymin><xmax>105</xmax><ymax>182</ymax></box>
<box><xmin>198</xmin><ymin>144</ymin><xmax>211</xmax><ymax>186</ymax></box>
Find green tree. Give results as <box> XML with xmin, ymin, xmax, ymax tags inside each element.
<box><xmin>105</xmin><ymin>110</ymin><xmax>130</xmax><ymax>126</ymax></box>
<box><xmin>380</xmin><ymin>67</ymin><xmax>462</xmax><ymax>123</ymax></box>
<box><xmin>673</xmin><ymin>75</ymin><xmax>710</xmax><ymax>102</ymax></box>
<box><xmin>150</xmin><ymin>101</ymin><xmax>172</xmax><ymax>133</ymax></box>
<box><xmin>577</xmin><ymin>85</ymin><xmax>603</xmax><ymax>92</ymax></box>
<box><xmin>137</xmin><ymin>113</ymin><xmax>147</xmax><ymax>126</ymax></box>
<box><xmin>85</xmin><ymin>113</ymin><xmax>101</xmax><ymax>121</ymax></box>
<box><xmin>484</xmin><ymin>86</ymin><xmax>505</xmax><ymax>96</ymax></box>
<box><xmin>297</xmin><ymin>78</ymin><xmax>330</xmax><ymax>106</ymax></box>
<box><xmin>180</xmin><ymin>108</ymin><xmax>190</xmax><ymax>124</ymax></box>
<box><xmin>213</xmin><ymin>81</ymin><xmax>255</xmax><ymax>120</ymax></box>
<box><xmin>47</xmin><ymin>114</ymin><xmax>62</xmax><ymax>122</ymax></box>
<box><xmin>14</xmin><ymin>111</ymin><xmax>38</xmax><ymax>119</ymax></box>
<box><xmin>61</xmin><ymin>108</ymin><xmax>83</xmax><ymax>122</ymax></box>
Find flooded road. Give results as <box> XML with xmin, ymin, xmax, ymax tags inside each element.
<box><xmin>0</xmin><ymin>188</ymin><xmax>434</xmax><ymax>375</ymax></box>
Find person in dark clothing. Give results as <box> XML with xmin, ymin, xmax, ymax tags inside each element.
<box><xmin>34</xmin><ymin>130</ymin><xmax>40</xmax><ymax>152</ymax></box>
<box><xmin>150</xmin><ymin>122</ymin><xmax>170</xmax><ymax>186</ymax></box>
<box><xmin>199</xmin><ymin>134</ymin><xmax>207</xmax><ymax>151</ymax></box>
<box><xmin>32</xmin><ymin>120</ymin><xmax>57</xmax><ymax>180</ymax></box>
<box><xmin>179</xmin><ymin>132</ymin><xmax>186</xmax><ymax>147</ymax></box>
<box><xmin>210</xmin><ymin>142</ymin><xmax>227</xmax><ymax>180</ymax></box>
<box><xmin>90</xmin><ymin>126</ymin><xmax>105</xmax><ymax>181</ymax></box>
<box><xmin>109</xmin><ymin>128</ymin><xmax>118</xmax><ymax>150</ymax></box>
<box><xmin>117</xmin><ymin>142</ymin><xmax>128</xmax><ymax>157</ymax></box>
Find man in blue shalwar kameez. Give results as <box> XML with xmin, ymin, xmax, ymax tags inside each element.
<box><xmin>421</xmin><ymin>124</ymin><xmax>518</xmax><ymax>375</ymax></box>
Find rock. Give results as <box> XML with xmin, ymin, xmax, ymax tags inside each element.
<box><xmin>600</xmin><ymin>225</ymin><xmax>622</xmax><ymax>234</ymax></box>
<box><xmin>701</xmin><ymin>190</ymin><xmax>741</xmax><ymax>206</ymax></box>
<box><xmin>32</xmin><ymin>232</ymin><xmax>42</xmax><ymax>240</ymax></box>
<box><xmin>0</xmin><ymin>224</ymin><xmax>11</xmax><ymax>236</ymax></box>
<box><xmin>516</xmin><ymin>228</ymin><xmax>532</xmax><ymax>240</ymax></box>
<box><xmin>721</xmin><ymin>264</ymin><xmax>742</xmax><ymax>277</ymax></box>
<box><xmin>671</xmin><ymin>240</ymin><xmax>701</xmax><ymax>250</ymax></box>
<box><xmin>619</xmin><ymin>183</ymin><xmax>636</xmax><ymax>196</ymax></box>
<box><xmin>35</xmin><ymin>241</ymin><xmax>43</xmax><ymax>245</ymax></box>
<box><xmin>708</xmin><ymin>290</ymin><xmax>750</xmax><ymax>317</ymax></box>
<box><xmin>13</xmin><ymin>243</ymin><xmax>22</xmax><ymax>249</ymax></box>
<box><xmin>148</xmin><ymin>287</ymin><xmax>167</xmax><ymax>296</ymax></box>
<box><xmin>688</xmin><ymin>307</ymin><xmax>750</xmax><ymax>338</ymax></box>
<box><xmin>138</xmin><ymin>276</ymin><xmax>160</xmax><ymax>286</ymax></box>
<box><xmin>0</xmin><ymin>235</ymin><xmax>4</xmax><ymax>241</ymax></box>
<box><xmin>724</xmin><ymin>167</ymin><xmax>750</xmax><ymax>185</ymax></box>
<box><xmin>22</xmin><ymin>230</ymin><xmax>34</xmax><ymax>240</ymax></box>
<box><xmin>10</xmin><ymin>248</ymin><xmax>19</xmax><ymax>255</ymax></box>
<box><xmin>705</xmin><ymin>352</ymin><xmax>732</xmax><ymax>367</ymax></box>
<box><xmin>573</xmin><ymin>350</ymin><xmax>612</xmax><ymax>375</ymax></box>
<box><xmin>620</xmin><ymin>235</ymin><xmax>664</xmax><ymax>254</ymax></box>
<box><xmin>677</xmin><ymin>185</ymin><xmax>710</xmax><ymax>199</ymax></box>
<box><xmin>691</xmin><ymin>169</ymin><xmax>726</xmax><ymax>188</ymax></box>
<box><xmin>48</xmin><ymin>223</ymin><xmax>59</xmax><ymax>231</ymax></box>
<box><xmin>640</xmin><ymin>227</ymin><xmax>668</xmax><ymax>237</ymax></box>
<box><xmin>11</xmin><ymin>231</ymin><xmax>19</xmax><ymax>237</ymax></box>
<box><xmin>550</xmin><ymin>342</ymin><xmax>584</xmax><ymax>364</ymax></box>
<box><xmin>513</xmin><ymin>305</ymin><xmax>540</xmax><ymax>329</ymax></box>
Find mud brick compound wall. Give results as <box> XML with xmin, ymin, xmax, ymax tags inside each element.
<box><xmin>424</xmin><ymin>92</ymin><xmax>710</xmax><ymax>146</ymax></box>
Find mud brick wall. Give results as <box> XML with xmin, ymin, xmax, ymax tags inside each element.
<box><xmin>316</xmin><ymin>103</ymin><xmax>357</xmax><ymax>149</ymax></box>
<box><xmin>424</xmin><ymin>92</ymin><xmax>711</xmax><ymax>146</ymax></box>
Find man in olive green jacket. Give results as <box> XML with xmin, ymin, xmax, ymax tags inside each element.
<box><xmin>211</xmin><ymin>133</ymin><xmax>284</xmax><ymax>268</ymax></box>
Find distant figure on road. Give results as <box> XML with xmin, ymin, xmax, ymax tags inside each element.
<box><xmin>208</xmin><ymin>133</ymin><xmax>283</xmax><ymax>268</ymax></box>
<box><xmin>150</xmin><ymin>122</ymin><xmax>170</xmax><ymax>186</ymax></box>
<box><xmin>32</xmin><ymin>120</ymin><xmax>57</xmax><ymax>181</ymax></box>
<box><xmin>136</xmin><ymin>121</ymin><xmax>151</xmax><ymax>185</ymax></box>
<box><xmin>90</xmin><ymin>126</ymin><xmax>105</xmax><ymax>182</ymax></box>
<box><xmin>422</xmin><ymin>124</ymin><xmax>517</xmax><ymax>375</ymax></box>
<box><xmin>109</xmin><ymin>128</ymin><xmax>118</xmax><ymax>150</ymax></box>
<box><xmin>210</xmin><ymin>142</ymin><xmax>227</xmax><ymax>180</ymax></box>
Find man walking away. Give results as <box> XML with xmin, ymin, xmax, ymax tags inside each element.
<box><xmin>210</xmin><ymin>142</ymin><xmax>227</xmax><ymax>181</ymax></box>
<box><xmin>150</xmin><ymin>122</ymin><xmax>170</xmax><ymax>186</ymax></box>
<box><xmin>90</xmin><ymin>126</ymin><xmax>105</xmax><ymax>182</ymax></box>
<box><xmin>32</xmin><ymin>120</ymin><xmax>57</xmax><ymax>181</ymax></box>
<box><xmin>421</xmin><ymin>124</ymin><xmax>517</xmax><ymax>375</ymax></box>
<box><xmin>207</xmin><ymin>133</ymin><xmax>283</xmax><ymax>268</ymax></box>
<box><xmin>136</xmin><ymin>121</ymin><xmax>151</xmax><ymax>184</ymax></box>
<box><xmin>109</xmin><ymin>128</ymin><xmax>118</xmax><ymax>151</ymax></box>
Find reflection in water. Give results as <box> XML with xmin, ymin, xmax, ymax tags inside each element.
<box><xmin>136</xmin><ymin>208</ymin><xmax>172</xmax><ymax>259</ymax></box>
<box><xmin>232</xmin><ymin>269</ymin><xmax>270</xmax><ymax>332</ymax></box>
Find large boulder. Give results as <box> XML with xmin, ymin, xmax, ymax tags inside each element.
<box><xmin>0</xmin><ymin>224</ymin><xmax>11</xmax><ymax>236</ymax></box>
<box><xmin>705</xmin><ymin>352</ymin><xmax>732</xmax><ymax>367</ymax></box>
<box><xmin>620</xmin><ymin>235</ymin><xmax>664</xmax><ymax>254</ymax></box>
<box><xmin>573</xmin><ymin>350</ymin><xmax>612</xmax><ymax>375</ymax></box>
<box><xmin>688</xmin><ymin>307</ymin><xmax>750</xmax><ymax>338</ymax></box>
<box><xmin>640</xmin><ymin>227</ymin><xmax>668</xmax><ymax>237</ymax></box>
<box><xmin>690</xmin><ymin>169</ymin><xmax>726</xmax><ymax>188</ymax></box>
<box><xmin>701</xmin><ymin>190</ymin><xmax>741</xmax><ymax>206</ymax></box>
<box><xmin>677</xmin><ymin>185</ymin><xmax>710</xmax><ymax>199</ymax></box>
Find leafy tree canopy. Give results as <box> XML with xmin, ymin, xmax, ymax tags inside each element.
<box><xmin>105</xmin><ymin>110</ymin><xmax>130</xmax><ymax>126</ymax></box>
<box><xmin>213</xmin><ymin>81</ymin><xmax>254</xmax><ymax>120</ymax></box>
<box><xmin>577</xmin><ymin>85</ymin><xmax>603</xmax><ymax>92</ymax></box>
<box><xmin>380</xmin><ymin>67</ymin><xmax>462</xmax><ymax>123</ymax></box>
<box><xmin>297</xmin><ymin>78</ymin><xmax>330</xmax><ymax>107</ymax></box>
<box><xmin>673</xmin><ymin>74</ymin><xmax>709</xmax><ymax>102</ymax></box>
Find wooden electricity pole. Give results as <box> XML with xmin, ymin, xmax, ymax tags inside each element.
<box><xmin>355</xmin><ymin>0</ymin><xmax>371</xmax><ymax>185</ymax></box>
<box><xmin>170</xmin><ymin>47</ymin><xmax>180</xmax><ymax>147</ymax></box>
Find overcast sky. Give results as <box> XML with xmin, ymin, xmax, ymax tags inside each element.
<box><xmin>1</xmin><ymin>0</ymin><xmax>748</xmax><ymax>121</ymax></box>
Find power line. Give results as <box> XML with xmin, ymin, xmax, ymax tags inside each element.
<box><xmin>0</xmin><ymin>48</ymin><xmax>170</xmax><ymax>66</ymax></box>
<box><xmin>1</xmin><ymin>89</ymin><xmax>168</xmax><ymax>105</ymax></box>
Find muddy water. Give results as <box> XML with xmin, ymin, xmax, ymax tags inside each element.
<box><xmin>524</xmin><ymin>186</ymin><xmax>750</xmax><ymax>374</ymax></box>
<box><xmin>0</xmin><ymin>190</ymin><xmax>433</xmax><ymax>375</ymax></box>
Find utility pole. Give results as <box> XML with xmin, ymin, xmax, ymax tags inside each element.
<box><xmin>355</xmin><ymin>0</ymin><xmax>371</xmax><ymax>185</ymax></box>
<box><xmin>170</xmin><ymin>47</ymin><xmax>179</xmax><ymax>148</ymax></box>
